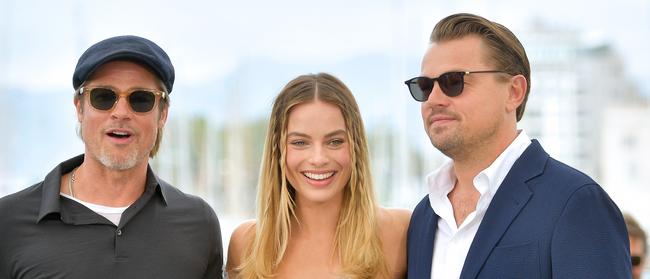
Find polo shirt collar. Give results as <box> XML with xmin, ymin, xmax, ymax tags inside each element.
<box><xmin>37</xmin><ymin>155</ymin><xmax>169</xmax><ymax>223</ymax></box>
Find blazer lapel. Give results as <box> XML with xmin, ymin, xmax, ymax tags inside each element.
<box><xmin>408</xmin><ymin>198</ymin><xmax>439</xmax><ymax>279</ymax></box>
<box><xmin>459</xmin><ymin>141</ymin><xmax>547</xmax><ymax>279</ymax></box>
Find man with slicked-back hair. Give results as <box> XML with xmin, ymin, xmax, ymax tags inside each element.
<box><xmin>404</xmin><ymin>13</ymin><xmax>630</xmax><ymax>278</ymax></box>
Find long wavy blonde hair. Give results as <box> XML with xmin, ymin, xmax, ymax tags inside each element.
<box><xmin>236</xmin><ymin>73</ymin><xmax>388</xmax><ymax>278</ymax></box>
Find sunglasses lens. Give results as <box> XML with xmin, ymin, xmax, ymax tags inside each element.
<box><xmin>416</xmin><ymin>78</ymin><xmax>434</xmax><ymax>101</ymax></box>
<box><xmin>89</xmin><ymin>88</ymin><xmax>117</xmax><ymax>110</ymax></box>
<box><xmin>406</xmin><ymin>72</ymin><xmax>466</xmax><ymax>102</ymax></box>
<box><xmin>439</xmin><ymin>72</ymin><xmax>464</xmax><ymax>97</ymax></box>
<box><xmin>128</xmin><ymin>90</ymin><xmax>156</xmax><ymax>113</ymax></box>
<box><xmin>632</xmin><ymin>255</ymin><xmax>642</xmax><ymax>266</ymax></box>
<box><xmin>406</xmin><ymin>77</ymin><xmax>433</xmax><ymax>102</ymax></box>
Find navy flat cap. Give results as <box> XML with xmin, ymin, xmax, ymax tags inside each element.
<box><xmin>72</xmin><ymin>35</ymin><xmax>175</xmax><ymax>93</ymax></box>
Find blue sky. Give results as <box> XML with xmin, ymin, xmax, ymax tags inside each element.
<box><xmin>1</xmin><ymin>0</ymin><xmax>649</xmax><ymax>94</ymax></box>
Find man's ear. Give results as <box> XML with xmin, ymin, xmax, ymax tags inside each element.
<box><xmin>74</xmin><ymin>96</ymin><xmax>83</xmax><ymax>122</ymax></box>
<box><xmin>158</xmin><ymin>105</ymin><xmax>168</xmax><ymax>128</ymax></box>
<box><xmin>506</xmin><ymin>74</ymin><xmax>527</xmax><ymax>113</ymax></box>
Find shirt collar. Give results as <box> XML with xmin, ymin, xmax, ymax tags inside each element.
<box><xmin>37</xmin><ymin>155</ymin><xmax>83</xmax><ymax>222</ymax></box>
<box><xmin>37</xmin><ymin>155</ymin><xmax>168</xmax><ymax>223</ymax></box>
<box><xmin>427</xmin><ymin>130</ymin><xmax>532</xmax><ymax>213</ymax></box>
<box><xmin>477</xmin><ymin>130</ymin><xmax>532</xmax><ymax>198</ymax></box>
<box><xmin>426</xmin><ymin>160</ymin><xmax>455</xmax><ymax>203</ymax></box>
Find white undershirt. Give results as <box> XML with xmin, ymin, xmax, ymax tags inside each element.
<box><xmin>427</xmin><ymin>130</ymin><xmax>532</xmax><ymax>279</ymax></box>
<box><xmin>60</xmin><ymin>193</ymin><xmax>130</xmax><ymax>226</ymax></box>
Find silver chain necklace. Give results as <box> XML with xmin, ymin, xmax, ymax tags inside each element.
<box><xmin>68</xmin><ymin>167</ymin><xmax>78</xmax><ymax>198</ymax></box>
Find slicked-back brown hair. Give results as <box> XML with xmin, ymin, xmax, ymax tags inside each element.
<box><xmin>431</xmin><ymin>13</ymin><xmax>531</xmax><ymax>121</ymax></box>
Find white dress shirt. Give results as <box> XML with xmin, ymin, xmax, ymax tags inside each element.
<box><xmin>427</xmin><ymin>130</ymin><xmax>532</xmax><ymax>279</ymax></box>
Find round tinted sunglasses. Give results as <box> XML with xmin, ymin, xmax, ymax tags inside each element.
<box><xmin>404</xmin><ymin>70</ymin><xmax>512</xmax><ymax>102</ymax></box>
<box><xmin>78</xmin><ymin>86</ymin><xmax>167</xmax><ymax>113</ymax></box>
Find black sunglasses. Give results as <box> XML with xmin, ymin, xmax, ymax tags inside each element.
<box><xmin>78</xmin><ymin>86</ymin><xmax>167</xmax><ymax>113</ymax></box>
<box><xmin>632</xmin><ymin>255</ymin><xmax>642</xmax><ymax>267</ymax></box>
<box><xmin>404</xmin><ymin>70</ymin><xmax>511</xmax><ymax>101</ymax></box>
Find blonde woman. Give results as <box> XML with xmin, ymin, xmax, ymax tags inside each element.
<box><xmin>226</xmin><ymin>73</ymin><xmax>410</xmax><ymax>278</ymax></box>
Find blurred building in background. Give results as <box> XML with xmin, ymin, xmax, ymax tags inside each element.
<box><xmin>152</xmin><ymin>116</ymin><xmax>266</xmax><ymax>217</ymax></box>
<box><xmin>602</xmin><ymin>103</ymin><xmax>650</xmax><ymax>221</ymax></box>
<box><xmin>519</xmin><ymin>22</ymin><xmax>642</xmax><ymax>184</ymax></box>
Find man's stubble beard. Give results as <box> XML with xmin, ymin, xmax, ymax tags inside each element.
<box><xmin>96</xmin><ymin>147</ymin><xmax>140</xmax><ymax>170</ymax></box>
<box><xmin>428</xmin><ymin>119</ymin><xmax>501</xmax><ymax>161</ymax></box>
<box><xmin>429</xmin><ymin>125</ymin><xmax>464</xmax><ymax>158</ymax></box>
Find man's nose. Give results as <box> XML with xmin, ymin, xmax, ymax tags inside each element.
<box><xmin>110</xmin><ymin>96</ymin><xmax>132</xmax><ymax>119</ymax></box>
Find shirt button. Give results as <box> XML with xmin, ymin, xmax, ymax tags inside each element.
<box><xmin>117</xmin><ymin>229</ymin><xmax>122</xmax><ymax>236</ymax></box>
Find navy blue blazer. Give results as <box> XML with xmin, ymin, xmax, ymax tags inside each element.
<box><xmin>406</xmin><ymin>140</ymin><xmax>631</xmax><ymax>279</ymax></box>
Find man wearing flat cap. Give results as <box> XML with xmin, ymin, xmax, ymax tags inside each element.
<box><xmin>0</xmin><ymin>35</ymin><xmax>223</xmax><ymax>278</ymax></box>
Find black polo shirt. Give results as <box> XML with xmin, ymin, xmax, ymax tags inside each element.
<box><xmin>0</xmin><ymin>155</ymin><xmax>223</xmax><ymax>279</ymax></box>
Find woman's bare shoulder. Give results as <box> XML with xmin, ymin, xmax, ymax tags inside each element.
<box><xmin>376</xmin><ymin>207</ymin><xmax>411</xmax><ymax>246</ymax></box>
<box><xmin>229</xmin><ymin>219</ymin><xmax>256</xmax><ymax>253</ymax></box>
<box><xmin>226</xmin><ymin>220</ymin><xmax>257</xmax><ymax>274</ymax></box>
<box><xmin>232</xmin><ymin>220</ymin><xmax>256</xmax><ymax>238</ymax></box>
<box><xmin>377</xmin><ymin>207</ymin><xmax>411</xmax><ymax>278</ymax></box>
<box><xmin>377</xmin><ymin>207</ymin><xmax>412</xmax><ymax>229</ymax></box>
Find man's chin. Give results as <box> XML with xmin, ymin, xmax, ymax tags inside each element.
<box><xmin>431</xmin><ymin>137</ymin><xmax>462</xmax><ymax>156</ymax></box>
<box><xmin>97</xmin><ymin>151</ymin><xmax>140</xmax><ymax>170</ymax></box>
